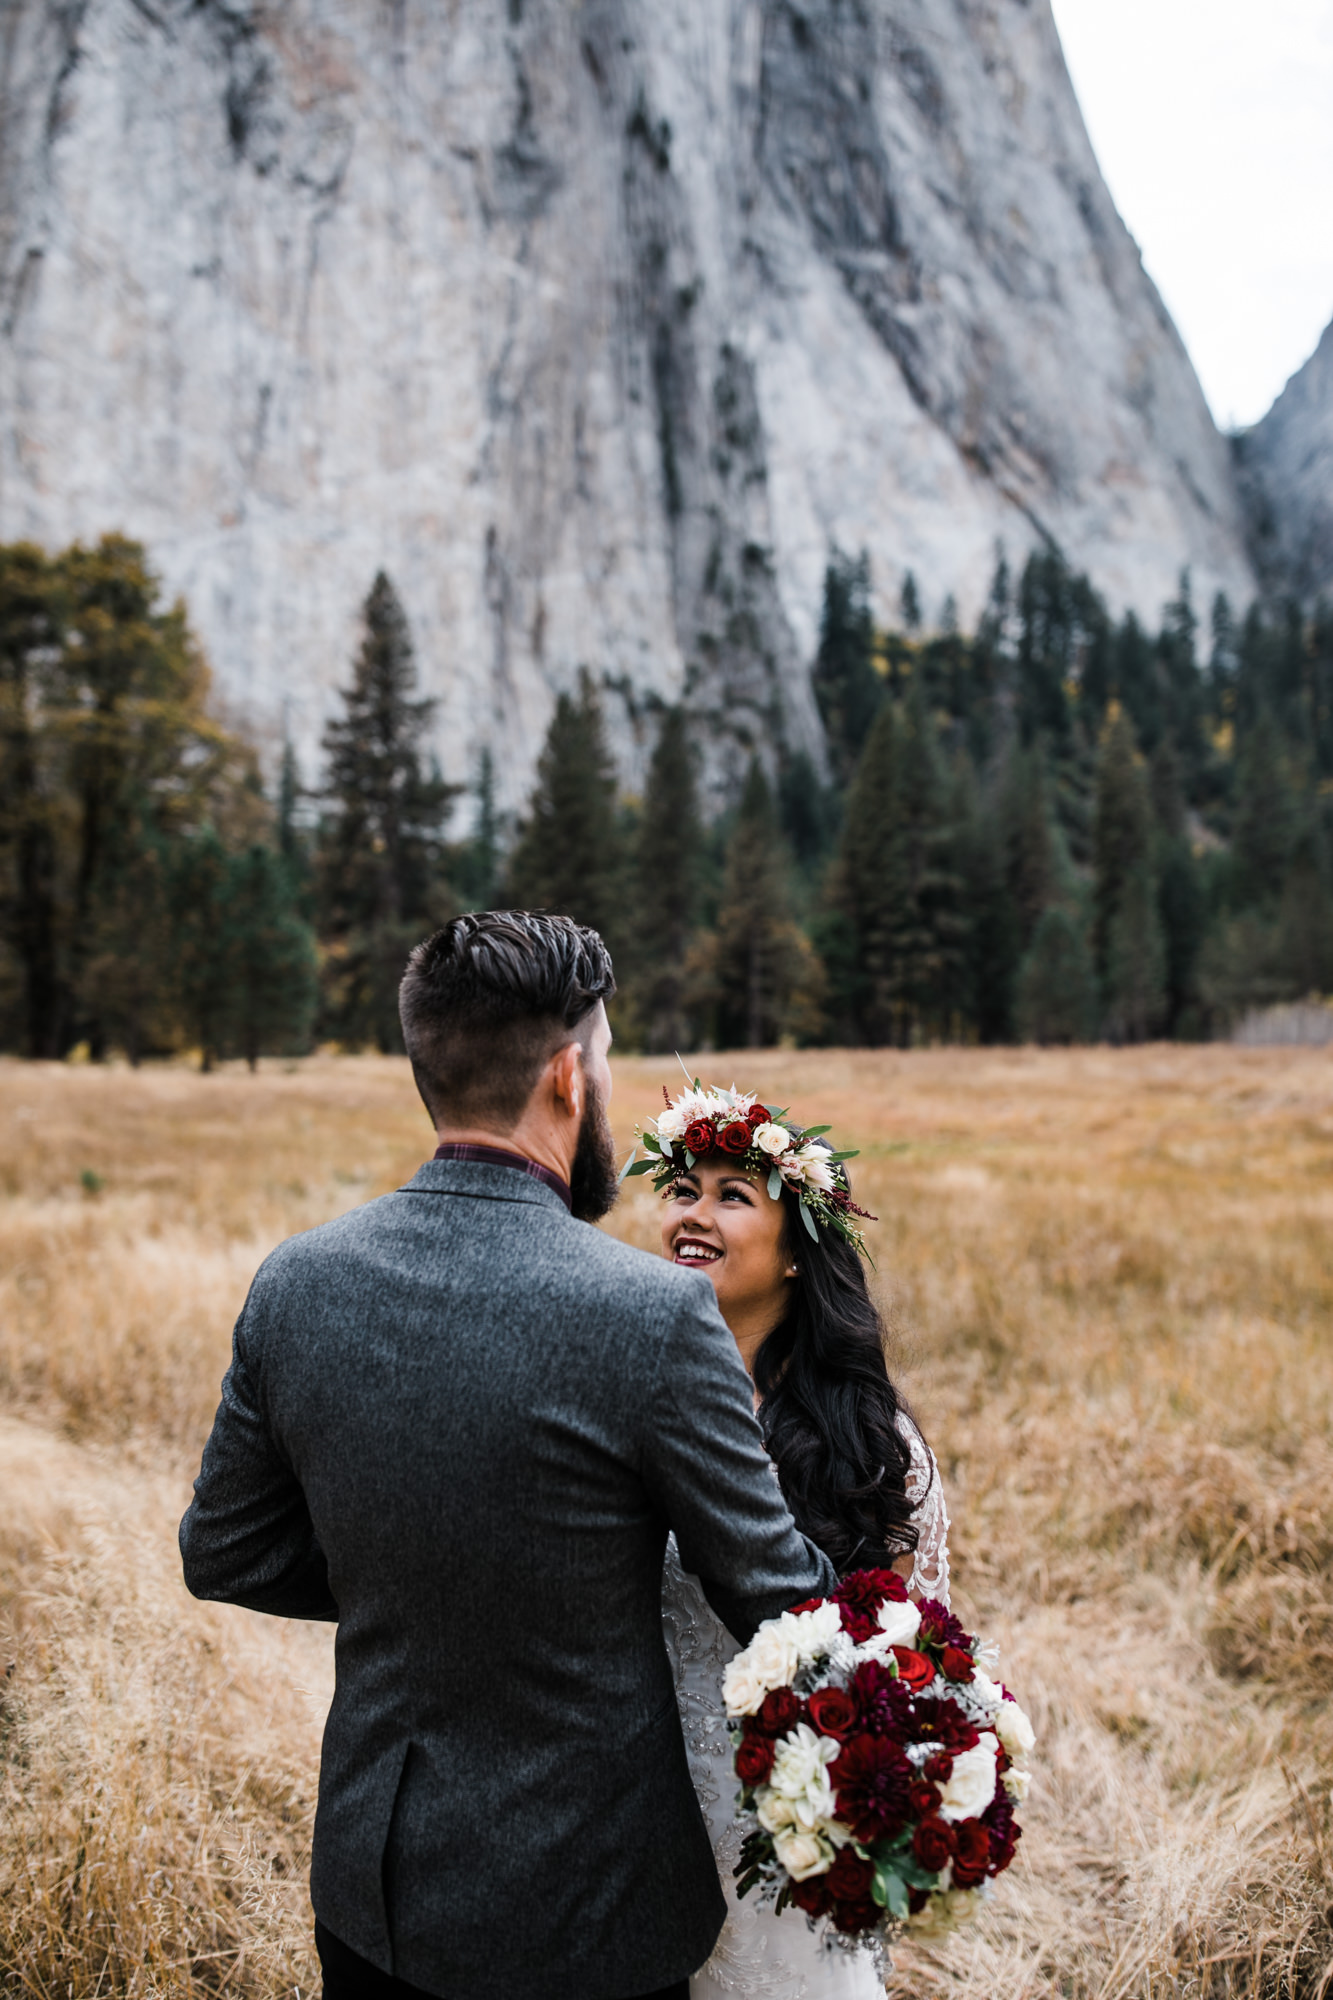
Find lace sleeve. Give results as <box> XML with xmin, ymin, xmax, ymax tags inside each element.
<box><xmin>899</xmin><ymin>1416</ymin><xmax>951</xmax><ymax>1606</ymax></box>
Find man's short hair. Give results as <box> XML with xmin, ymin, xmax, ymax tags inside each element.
<box><xmin>399</xmin><ymin>911</ymin><xmax>616</xmax><ymax>1130</ymax></box>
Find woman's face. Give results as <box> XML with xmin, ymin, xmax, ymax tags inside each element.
<box><xmin>659</xmin><ymin>1158</ymin><xmax>796</xmax><ymax>1354</ymax></box>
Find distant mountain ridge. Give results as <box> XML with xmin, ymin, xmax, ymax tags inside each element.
<box><xmin>1235</xmin><ymin>316</ymin><xmax>1333</xmax><ymax>604</ymax></box>
<box><xmin>0</xmin><ymin>0</ymin><xmax>1260</xmax><ymax>803</ymax></box>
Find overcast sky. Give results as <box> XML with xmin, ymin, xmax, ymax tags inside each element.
<box><xmin>1050</xmin><ymin>0</ymin><xmax>1333</xmax><ymax>431</ymax></box>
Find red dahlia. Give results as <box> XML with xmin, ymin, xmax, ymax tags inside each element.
<box><xmin>833</xmin><ymin>1567</ymin><xmax>908</xmax><ymax>1643</ymax></box>
<box><xmin>917</xmin><ymin>1599</ymin><xmax>973</xmax><ymax>1654</ymax></box>
<box><xmin>829</xmin><ymin>1733</ymin><xmax>913</xmax><ymax>1842</ymax></box>
<box><xmin>849</xmin><ymin>1660</ymin><xmax>913</xmax><ymax>1740</ymax></box>
<box><xmin>908</xmin><ymin>1696</ymin><xmax>979</xmax><ymax>1756</ymax></box>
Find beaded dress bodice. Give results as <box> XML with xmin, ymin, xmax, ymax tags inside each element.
<box><xmin>662</xmin><ymin>1419</ymin><xmax>951</xmax><ymax>1999</ymax></box>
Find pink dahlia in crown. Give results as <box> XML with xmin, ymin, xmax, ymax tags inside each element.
<box><xmin>721</xmin><ymin>1568</ymin><xmax>1033</xmax><ymax>1962</ymax></box>
<box><xmin>621</xmin><ymin>1079</ymin><xmax>876</xmax><ymax>1253</ymax></box>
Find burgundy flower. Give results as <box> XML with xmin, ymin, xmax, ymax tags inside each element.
<box><xmin>891</xmin><ymin>1646</ymin><xmax>936</xmax><ymax>1691</ymax></box>
<box><xmin>755</xmin><ymin>1688</ymin><xmax>802</xmax><ymax>1737</ymax></box>
<box><xmin>908</xmin><ymin>1697</ymin><xmax>979</xmax><ymax>1757</ymax></box>
<box><xmin>911</xmin><ymin>1817</ymin><xmax>956</xmax><ymax>1873</ymax></box>
<box><xmin>790</xmin><ymin>1876</ymin><xmax>831</xmax><ymax>1919</ymax></box>
<box><xmin>735</xmin><ymin>1731</ymin><xmax>775</xmax><ymax>1786</ymax></box>
<box><xmin>907</xmin><ymin>1778</ymin><xmax>939</xmax><ymax>1819</ymax></box>
<box><xmin>983</xmin><ymin>1792</ymin><xmax>1021</xmax><ymax>1873</ymax></box>
<box><xmin>832</xmin><ymin>1896</ymin><xmax>881</xmax><ymax>1937</ymax></box>
<box><xmin>806</xmin><ymin>1685</ymin><xmax>857</xmax><ymax>1742</ymax></box>
<box><xmin>683</xmin><ymin>1118</ymin><xmax>717</xmax><ymax>1156</ymax></box>
<box><xmin>923</xmin><ymin>1751</ymin><xmax>954</xmax><ymax>1783</ymax></box>
<box><xmin>950</xmin><ymin>1818</ymin><xmax>993</xmax><ymax>1888</ymax></box>
<box><xmin>850</xmin><ymin>1660</ymin><xmax>913</xmax><ymax>1741</ymax></box>
<box><xmin>917</xmin><ymin>1599</ymin><xmax>973</xmax><ymax>1654</ymax></box>
<box><xmin>830</xmin><ymin>1734</ymin><xmax>914</xmax><ymax>1842</ymax></box>
<box><xmin>833</xmin><ymin>1567</ymin><xmax>907</xmax><ymax>1643</ymax></box>
<box><xmin>825</xmin><ymin>1847</ymin><xmax>875</xmax><ymax>1905</ymax></box>
<box><xmin>745</xmin><ymin>1103</ymin><xmax>772</xmax><ymax>1129</ymax></box>
<box><xmin>717</xmin><ymin>1119</ymin><xmax>754</xmax><ymax>1155</ymax></box>
<box><xmin>940</xmin><ymin>1644</ymin><xmax>976</xmax><ymax>1684</ymax></box>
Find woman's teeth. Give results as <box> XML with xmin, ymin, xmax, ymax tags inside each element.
<box><xmin>675</xmin><ymin>1242</ymin><xmax>721</xmax><ymax>1264</ymax></box>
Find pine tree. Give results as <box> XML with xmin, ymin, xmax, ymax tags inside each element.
<box><xmin>811</xmin><ymin>551</ymin><xmax>881</xmax><ymax>786</ymax></box>
<box><xmin>1015</xmin><ymin>907</ymin><xmax>1096</xmax><ymax>1044</ymax></box>
<box><xmin>1230</xmin><ymin>710</ymin><xmax>1298</xmax><ymax>908</ymax></box>
<box><xmin>227</xmin><ymin>843</ymin><xmax>319</xmax><ymax>1069</ymax></box>
<box><xmin>997</xmin><ymin>744</ymin><xmax>1055</xmax><ymax>951</ymax></box>
<box><xmin>0</xmin><ymin>542</ymin><xmax>64</xmax><ymax>1055</ymax></box>
<box><xmin>1092</xmin><ymin>708</ymin><xmax>1154</xmax><ymax>987</ymax></box>
<box><xmin>1274</xmin><ymin>834</ymin><xmax>1333</xmax><ymax>996</ymax></box>
<box><xmin>709</xmin><ymin>760</ymin><xmax>824</xmax><ymax>1047</ymax></box>
<box><xmin>634</xmin><ymin>708</ymin><xmax>703</xmax><ymax>1051</ymax></box>
<box><xmin>318</xmin><ymin>571</ymin><xmax>457</xmax><ymax>1050</ymax></box>
<box><xmin>1106</xmin><ymin>864</ymin><xmax>1167</xmax><ymax>1042</ymax></box>
<box><xmin>456</xmin><ymin>748</ymin><xmax>500</xmax><ymax>909</ymax></box>
<box><xmin>1150</xmin><ymin>739</ymin><xmax>1204</xmax><ymax>1034</ymax></box>
<box><xmin>171</xmin><ymin>827</ymin><xmax>234</xmax><ymax>1072</ymax></box>
<box><xmin>504</xmin><ymin>672</ymin><xmax>623</xmax><ymax>946</ymax></box>
<box><xmin>900</xmin><ymin>571</ymin><xmax>922</xmax><ymax>634</ymax></box>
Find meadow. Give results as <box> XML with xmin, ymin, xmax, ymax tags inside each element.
<box><xmin>1</xmin><ymin>1046</ymin><xmax>1331</xmax><ymax>1999</ymax></box>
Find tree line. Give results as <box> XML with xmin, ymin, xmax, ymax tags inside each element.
<box><xmin>2</xmin><ymin>533</ymin><xmax>1330</xmax><ymax>1062</ymax></box>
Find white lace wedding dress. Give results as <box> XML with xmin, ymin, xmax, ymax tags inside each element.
<box><xmin>663</xmin><ymin>1418</ymin><xmax>951</xmax><ymax>2000</ymax></box>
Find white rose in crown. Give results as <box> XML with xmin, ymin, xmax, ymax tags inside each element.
<box><xmin>772</xmin><ymin>1826</ymin><xmax>833</xmax><ymax>1881</ymax></box>
<box><xmin>656</xmin><ymin>1107</ymin><xmax>687</xmax><ymax>1142</ymax></box>
<box><xmin>937</xmin><ymin>1734</ymin><xmax>999</xmax><ymax>1822</ymax></box>
<box><xmin>995</xmin><ymin>1698</ymin><xmax>1035</xmax><ymax>1760</ymax></box>
<box><xmin>753</xmin><ymin>1122</ymin><xmax>792</xmax><ymax>1158</ymax></box>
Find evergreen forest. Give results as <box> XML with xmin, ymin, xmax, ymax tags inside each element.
<box><xmin>2</xmin><ymin>534</ymin><xmax>1330</xmax><ymax>1063</ymax></box>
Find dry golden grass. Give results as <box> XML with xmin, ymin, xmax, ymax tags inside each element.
<box><xmin>2</xmin><ymin>1046</ymin><xmax>1332</xmax><ymax>1997</ymax></box>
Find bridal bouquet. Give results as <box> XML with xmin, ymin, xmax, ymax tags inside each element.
<box><xmin>724</xmin><ymin>1569</ymin><xmax>1032</xmax><ymax>1953</ymax></box>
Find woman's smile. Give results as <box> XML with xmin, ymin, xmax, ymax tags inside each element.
<box><xmin>671</xmin><ymin>1235</ymin><xmax>723</xmax><ymax>1268</ymax></box>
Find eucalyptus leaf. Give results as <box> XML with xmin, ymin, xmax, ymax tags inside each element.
<box><xmin>767</xmin><ymin>1167</ymin><xmax>783</xmax><ymax>1200</ymax></box>
<box><xmin>624</xmin><ymin>1159</ymin><xmax>656</xmax><ymax>1178</ymax></box>
<box><xmin>684</xmin><ymin>1150</ymin><xmax>696</xmax><ymax>1169</ymax></box>
<box><xmin>799</xmin><ymin>1200</ymin><xmax>819</xmax><ymax>1241</ymax></box>
<box><xmin>874</xmin><ymin>1868</ymin><xmax>909</xmax><ymax>1920</ymax></box>
<box><xmin>803</xmin><ymin>1124</ymin><xmax>832</xmax><ymax>1137</ymax></box>
<box><xmin>828</xmin><ymin>1149</ymin><xmax>860</xmax><ymax>1162</ymax></box>
<box><xmin>658</xmin><ymin>1134</ymin><xmax>673</xmax><ymax>1158</ymax></box>
<box><xmin>616</xmin><ymin>1149</ymin><xmax>638</xmax><ymax>1183</ymax></box>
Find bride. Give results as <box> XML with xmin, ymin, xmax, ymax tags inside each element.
<box><xmin>649</xmin><ymin>1087</ymin><xmax>951</xmax><ymax>1999</ymax></box>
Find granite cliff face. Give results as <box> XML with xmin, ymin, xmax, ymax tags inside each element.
<box><xmin>0</xmin><ymin>0</ymin><xmax>1257</xmax><ymax>804</ymax></box>
<box><xmin>1235</xmin><ymin>316</ymin><xmax>1333</xmax><ymax>604</ymax></box>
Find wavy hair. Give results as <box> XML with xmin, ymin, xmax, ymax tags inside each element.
<box><xmin>754</xmin><ymin>1187</ymin><xmax>922</xmax><ymax>1576</ymax></box>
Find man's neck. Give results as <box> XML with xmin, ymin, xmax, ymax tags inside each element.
<box><xmin>432</xmin><ymin>1123</ymin><xmax>574</xmax><ymax>1186</ymax></box>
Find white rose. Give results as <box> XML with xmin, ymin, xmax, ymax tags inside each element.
<box><xmin>748</xmin><ymin>1621</ymin><xmax>802</xmax><ymax>1692</ymax></box>
<box><xmin>787</xmin><ymin>1601</ymin><xmax>843</xmax><ymax>1664</ymax></box>
<box><xmin>772</xmin><ymin>1827</ymin><xmax>833</xmax><ymax>1881</ymax></box>
<box><xmin>792</xmin><ymin>1144</ymin><xmax>835</xmax><ymax>1192</ymax></box>
<box><xmin>1003</xmin><ymin>1765</ymin><xmax>1031</xmax><ymax>1802</ymax></box>
<box><xmin>753</xmin><ymin>1122</ymin><xmax>792</xmax><ymax>1158</ymax></box>
<box><xmin>937</xmin><ymin>1734</ymin><xmax>999</xmax><ymax>1822</ymax></box>
<box><xmin>721</xmin><ymin>1655</ymin><xmax>769</xmax><ymax>1717</ymax></box>
<box><xmin>755</xmin><ymin>1787</ymin><xmax>797</xmax><ymax>1833</ymax></box>
<box><xmin>655</xmin><ymin>1108</ymin><xmax>686</xmax><ymax>1142</ymax></box>
<box><xmin>995</xmin><ymin>1699</ymin><xmax>1035</xmax><ymax>1760</ymax></box>
<box><xmin>873</xmin><ymin>1598</ymin><xmax>922</xmax><ymax>1648</ymax></box>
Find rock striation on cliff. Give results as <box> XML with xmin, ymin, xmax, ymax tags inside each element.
<box><xmin>1234</xmin><ymin>316</ymin><xmax>1333</xmax><ymax>604</ymax></box>
<box><xmin>0</xmin><ymin>0</ymin><xmax>1257</xmax><ymax>803</ymax></box>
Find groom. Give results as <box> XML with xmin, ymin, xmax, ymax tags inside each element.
<box><xmin>180</xmin><ymin>910</ymin><xmax>835</xmax><ymax>2000</ymax></box>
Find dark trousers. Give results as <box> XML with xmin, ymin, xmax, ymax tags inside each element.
<box><xmin>315</xmin><ymin>1920</ymin><xmax>690</xmax><ymax>2000</ymax></box>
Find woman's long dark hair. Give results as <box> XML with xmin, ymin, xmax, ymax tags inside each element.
<box><xmin>754</xmin><ymin>1187</ymin><xmax>921</xmax><ymax>1577</ymax></box>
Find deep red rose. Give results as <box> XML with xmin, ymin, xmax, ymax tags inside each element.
<box><xmin>917</xmin><ymin>1599</ymin><xmax>973</xmax><ymax>1654</ymax></box>
<box><xmin>745</xmin><ymin>1103</ymin><xmax>771</xmax><ymax>1129</ymax></box>
<box><xmin>890</xmin><ymin>1646</ymin><xmax>936</xmax><ymax>1692</ymax></box>
<box><xmin>940</xmin><ymin>1644</ymin><xmax>975</xmax><ymax>1684</ymax></box>
<box><xmin>909</xmin><ymin>1696</ymin><xmax>980</xmax><ymax>1757</ymax></box>
<box><xmin>735</xmin><ymin>1732</ymin><xmax>775</xmax><ymax>1786</ymax></box>
<box><xmin>825</xmin><ymin>1847</ymin><xmax>875</xmax><ymax>1904</ymax></box>
<box><xmin>786</xmin><ymin>1598</ymin><xmax>824</xmax><ymax>1618</ymax></box>
<box><xmin>683</xmin><ymin>1118</ymin><xmax>716</xmax><ymax>1156</ymax></box>
<box><xmin>789</xmin><ymin>1877</ymin><xmax>831</xmax><ymax>1919</ymax></box>
<box><xmin>983</xmin><ymin>1793</ymin><xmax>1021</xmax><ymax>1873</ymax></box>
<box><xmin>717</xmin><ymin>1120</ymin><xmax>753</xmax><ymax>1154</ymax></box>
<box><xmin>806</xmin><ymin>1686</ymin><xmax>858</xmax><ymax>1742</ymax></box>
<box><xmin>756</xmin><ymin>1688</ymin><xmax>802</xmax><ymax>1737</ymax></box>
<box><xmin>950</xmin><ymin>1818</ymin><xmax>993</xmax><ymax>1888</ymax></box>
<box><xmin>849</xmin><ymin>1660</ymin><xmax>912</xmax><ymax>1741</ymax></box>
<box><xmin>832</xmin><ymin>1567</ymin><xmax>908</xmax><ymax>1642</ymax></box>
<box><xmin>907</xmin><ymin>1886</ymin><xmax>930</xmax><ymax>1916</ymax></box>
<box><xmin>911</xmin><ymin>1817</ymin><xmax>956</xmax><ymax>1873</ymax></box>
<box><xmin>830</xmin><ymin>1734</ymin><xmax>913</xmax><ymax>1842</ymax></box>
<box><xmin>923</xmin><ymin>1751</ymin><xmax>954</xmax><ymax>1783</ymax></box>
<box><xmin>907</xmin><ymin>1778</ymin><xmax>939</xmax><ymax>1819</ymax></box>
<box><xmin>833</xmin><ymin>1896</ymin><xmax>881</xmax><ymax>1936</ymax></box>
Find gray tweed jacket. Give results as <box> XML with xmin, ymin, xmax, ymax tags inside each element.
<box><xmin>179</xmin><ymin>1158</ymin><xmax>835</xmax><ymax>1999</ymax></box>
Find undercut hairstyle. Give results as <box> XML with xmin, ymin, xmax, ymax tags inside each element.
<box><xmin>399</xmin><ymin>911</ymin><xmax>616</xmax><ymax>1130</ymax></box>
<box><xmin>755</xmin><ymin>1187</ymin><xmax>922</xmax><ymax>1577</ymax></box>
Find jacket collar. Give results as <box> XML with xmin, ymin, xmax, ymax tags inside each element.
<box><xmin>398</xmin><ymin>1156</ymin><xmax>573</xmax><ymax>1213</ymax></box>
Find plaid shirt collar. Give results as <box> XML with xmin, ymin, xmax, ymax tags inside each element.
<box><xmin>432</xmin><ymin>1142</ymin><xmax>572</xmax><ymax>1212</ymax></box>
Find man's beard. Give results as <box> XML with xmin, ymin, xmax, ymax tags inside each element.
<box><xmin>569</xmin><ymin>1076</ymin><xmax>619</xmax><ymax>1223</ymax></box>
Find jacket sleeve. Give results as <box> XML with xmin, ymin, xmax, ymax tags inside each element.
<box><xmin>641</xmin><ymin>1280</ymin><xmax>837</xmax><ymax>1644</ymax></box>
<box><xmin>179</xmin><ymin>1303</ymin><xmax>338</xmax><ymax>1622</ymax></box>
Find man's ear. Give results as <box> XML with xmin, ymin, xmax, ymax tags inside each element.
<box><xmin>549</xmin><ymin>1038</ymin><xmax>584</xmax><ymax>1121</ymax></box>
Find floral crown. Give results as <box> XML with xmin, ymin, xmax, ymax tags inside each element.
<box><xmin>622</xmin><ymin>1079</ymin><xmax>876</xmax><ymax>1254</ymax></box>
